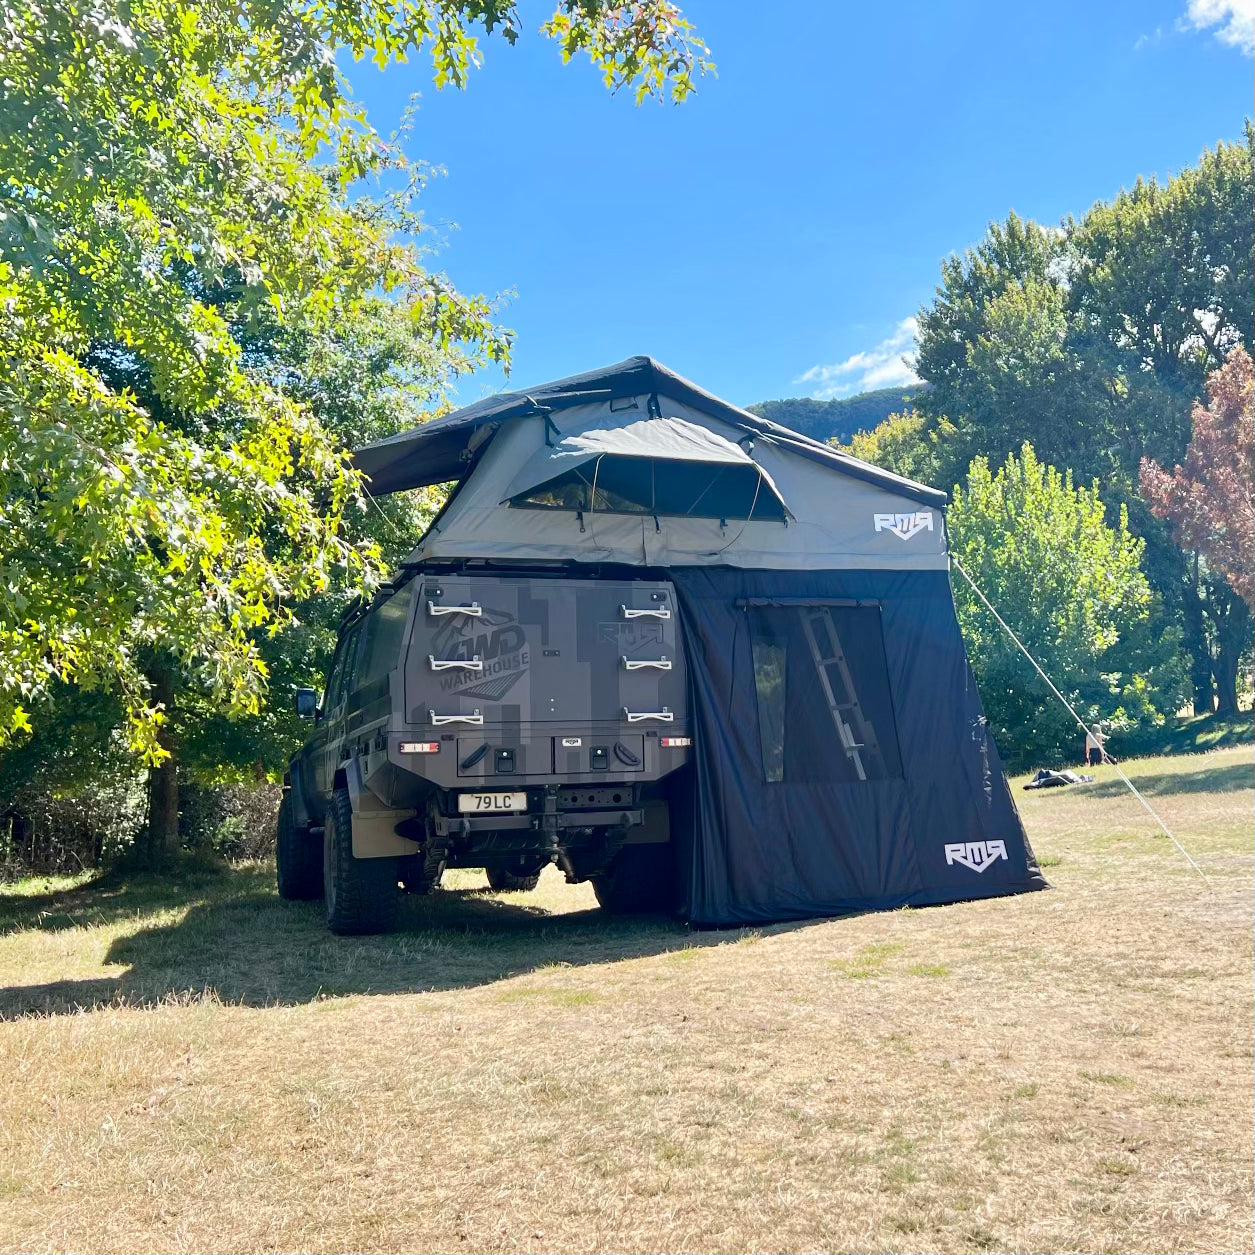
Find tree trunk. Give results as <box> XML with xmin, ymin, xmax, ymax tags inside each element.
<box><xmin>1181</xmin><ymin>554</ymin><xmax>1215</xmax><ymax>714</ymax></box>
<box><xmin>139</xmin><ymin>663</ymin><xmax>181</xmax><ymax>867</ymax></box>
<box><xmin>1206</xmin><ymin>580</ymin><xmax>1250</xmax><ymax>719</ymax></box>
<box><xmin>144</xmin><ymin>751</ymin><xmax>180</xmax><ymax>865</ymax></box>
<box><xmin>1213</xmin><ymin>649</ymin><xmax>1240</xmax><ymax>717</ymax></box>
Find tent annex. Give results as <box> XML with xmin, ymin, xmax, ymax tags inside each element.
<box><xmin>353</xmin><ymin>357</ymin><xmax>1047</xmax><ymax>925</ymax></box>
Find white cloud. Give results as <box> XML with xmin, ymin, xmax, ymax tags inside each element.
<box><xmin>1181</xmin><ymin>0</ymin><xmax>1255</xmax><ymax>54</ymax></box>
<box><xmin>796</xmin><ymin>317</ymin><xmax>921</xmax><ymax>400</ymax></box>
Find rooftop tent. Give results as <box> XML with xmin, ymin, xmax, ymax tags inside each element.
<box><xmin>353</xmin><ymin>359</ymin><xmax>948</xmax><ymax>571</ymax></box>
<box><xmin>352</xmin><ymin>357</ymin><xmax>1046</xmax><ymax>925</ymax></box>
<box><xmin>351</xmin><ymin>355</ymin><xmax>945</xmax><ymax>505</ymax></box>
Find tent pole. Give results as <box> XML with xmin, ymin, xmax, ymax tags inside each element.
<box><xmin>951</xmin><ymin>558</ymin><xmax>1211</xmax><ymax>889</ymax></box>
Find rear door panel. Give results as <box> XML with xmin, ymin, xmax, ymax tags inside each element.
<box><xmin>406</xmin><ymin>576</ymin><xmax>684</xmax><ymax>728</ymax></box>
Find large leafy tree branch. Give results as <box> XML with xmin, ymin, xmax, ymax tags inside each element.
<box><xmin>0</xmin><ymin>0</ymin><xmax>709</xmax><ymax>856</ymax></box>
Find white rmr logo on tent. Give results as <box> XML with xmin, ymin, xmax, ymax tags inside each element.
<box><xmin>874</xmin><ymin>510</ymin><xmax>935</xmax><ymax>541</ymax></box>
<box><xmin>944</xmin><ymin>840</ymin><xmax>1008</xmax><ymax>873</ymax></box>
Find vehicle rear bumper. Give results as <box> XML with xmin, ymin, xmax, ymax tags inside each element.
<box><xmin>432</xmin><ymin>807</ymin><xmax>642</xmax><ymax>837</ymax></box>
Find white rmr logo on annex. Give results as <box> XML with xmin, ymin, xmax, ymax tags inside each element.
<box><xmin>944</xmin><ymin>840</ymin><xmax>1008</xmax><ymax>874</ymax></box>
<box><xmin>874</xmin><ymin>510</ymin><xmax>935</xmax><ymax>541</ymax></box>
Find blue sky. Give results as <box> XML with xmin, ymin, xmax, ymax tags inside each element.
<box><xmin>345</xmin><ymin>0</ymin><xmax>1254</xmax><ymax>409</ymax></box>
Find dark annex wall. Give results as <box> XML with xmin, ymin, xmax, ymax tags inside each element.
<box><xmin>671</xmin><ymin>567</ymin><xmax>1047</xmax><ymax>926</ymax></box>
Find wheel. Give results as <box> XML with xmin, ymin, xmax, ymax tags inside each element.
<box><xmin>593</xmin><ymin>843</ymin><xmax>673</xmax><ymax>915</ymax></box>
<box><xmin>276</xmin><ymin>793</ymin><xmax>323</xmax><ymax>901</ymax></box>
<box><xmin>485</xmin><ymin>864</ymin><xmax>542</xmax><ymax>892</ymax></box>
<box><xmin>322</xmin><ymin>786</ymin><xmax>400</xmax><ymax>935</ymax></box>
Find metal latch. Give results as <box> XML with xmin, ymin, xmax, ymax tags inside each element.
<box><xmin>428</xmin><ymin>601</ymin><xmax>482</xmax><ymax>618</ymax></box>
<box><xmin>429</xmin><ymin>709</ymin><xmax>484</xmax><ymax>726</ymax></box>
<box><xmin>620</xmin><ymin>605</ymin><xmax>670</xmax><ymax>620</ymax></box>
<box><xmin>622</xmin><ymin>707</ymin><xmax>674</xmax><ymax>723</ymax></box>
<box><xmin>621</xmin><ymin>656</ymin><xmax>672</xmax><ymax>671</ymax></box>
<box><xmin>429</xmin><ymin>655</ymin><xmax>484</xmax><ymax>672</ymax></box>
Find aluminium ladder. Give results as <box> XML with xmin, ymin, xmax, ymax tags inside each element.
<box><xmin>798</xmin><ymin>607</ymin><xmax>885</xmax><ymax>781</ymax></box>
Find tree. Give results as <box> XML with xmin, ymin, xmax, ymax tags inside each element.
<box><xmin>949</xmin><ymin>445</ymin><xmax>1187</xmax><ymax>769</ymax></box>
<box><xmin>839</xmin><ymin>409</ymin><xmax>953</xmax><ymax>487</ymax></box>
<box><xmin>913</xmin><ymin>130</ymin><xmax>1254</xmax><ymax>715</ymax></box>
<box><xmin>913</xmin><ymin>212</ymin><xmax>1077</xmax><ymax>487</ymax></box>
<box><xmin>177</xmin><ymin>298</ymin><xmax>455</xmax><ymax>785</ymax></box>
<box><xmin>1141</xmin><ymin>347</ymin><xmax>1255</xmax><ymax>614</ymax></box>
<box><xmin>0</xmin><ymin>1</ymin><xmax>710</xmax><ymax>863</ymax></box>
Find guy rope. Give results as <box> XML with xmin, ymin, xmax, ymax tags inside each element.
<box><xmin>951</xmin><ymin>557</ymin><xmax>1211</xmax><ymax>888</ymax></box>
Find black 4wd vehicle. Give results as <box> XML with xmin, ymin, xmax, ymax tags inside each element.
<box><xmin>278</xmin><ymin>568</ymin><xmax>692</xmax><ymax>933</ymax></box>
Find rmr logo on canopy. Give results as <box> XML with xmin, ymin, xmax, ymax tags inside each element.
<box><xmin>944</xmin><ymin>840</ymin><xmax>1008</xmax><ymax>874</ymax></box>
<box><xmin>874</xmin><ymin>510</ymin><xmax>935</xmax><ymax>541</ymax></box>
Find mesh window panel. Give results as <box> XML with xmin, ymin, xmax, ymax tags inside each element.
<box><xmin>511</xmin><ymin>457</ymin><xmax>786</xmax><ymax>521</ymax></box>
<box><xmin>749</xmin><ymin>604</ymin><xmax>903</xmax><ymax>782</ymax></box>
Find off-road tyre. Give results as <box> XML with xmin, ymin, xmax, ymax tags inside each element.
<box><xmin>276</xmin><ymin>793</ymin><xmax>323</xmax><ymax>901</ymax></box>
<box><xmin>592</xmin><ymin>843</ymin><xmax>673</xmax><ymax>915</ymax></box>
<box><xmin>323</xmin><ymin>787</ymin><xmax>400</xmax><ymax>935</ymax></box>
<box><xmin>485</xmin><ymin>865</ymin><xmax>542</xmax><ymax>893</ymax></box>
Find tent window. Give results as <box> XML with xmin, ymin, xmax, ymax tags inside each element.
<box><xmin>748</xmin><ymin>605</ymin><xmax>902</xmax><ymax>783</ymax></box>
<box><xmin>510</xmin><ymin>456</ymin><xmax>787</xmax><ymax>521</ymax></box>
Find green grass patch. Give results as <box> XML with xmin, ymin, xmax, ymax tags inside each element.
<box><xmin>1079</xmin><ymin>1070</ymin><xmax>1133</xmax><ymax>1088</ymax></box>
<box><xmin>494</xmin><ymin>986</ymin><xmax>601</xmax><ymax>1008</ymax></box>
<box><xmin>1115</xmin><ymin>711</ymin><xmax>1253</xmax><ymax>758</ymax></box>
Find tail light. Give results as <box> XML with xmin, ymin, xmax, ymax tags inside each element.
<box><xmin>660</xmin><ymin>736</ymin><xmax>692</xmax><ymax>748</ymax></box>
<box><xmin>400</xmin><ymin>741</ymin><xmax>441</xmax><ymax>754</ymax></box>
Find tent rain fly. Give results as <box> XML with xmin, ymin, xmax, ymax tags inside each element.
<box><xmin>503</xmin><ymin>415</ymin><xmax>789</xmax><ymax>523</ymax></box>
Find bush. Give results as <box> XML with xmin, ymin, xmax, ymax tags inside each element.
<box><xmin>1</xmin><ymin>778</ymin><xmax>146</xmax><ymax>880</ymax></box>
<box><xmin>179</xmin><ymin>782</ymin><xmax>282</xmax><ymax>862</ymax></box>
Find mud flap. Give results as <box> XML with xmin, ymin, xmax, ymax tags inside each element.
<box><xmin>344</xmin><ymin>759</ymin><xmax>422</xmax><ymax>859</ymax></box>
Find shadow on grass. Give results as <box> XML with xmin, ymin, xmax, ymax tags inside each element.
<box><xmin>0</xmin><ymin>864</ymin><xmax>775</xmax><ymax>1019</ymax></box>
<box><xmin>1082</xmin><ymin>761</ymin><xmax>1253</xmax><ymax>800</ymax></box>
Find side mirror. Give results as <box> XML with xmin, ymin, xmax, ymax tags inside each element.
<box><xmin>294</xmin><ymin>688</ymin><xmax>319</xmax><ymax>719</ymax></box>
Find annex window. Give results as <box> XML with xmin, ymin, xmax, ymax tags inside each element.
<box><xmin>746</xmin><ymin>602</ymin><xmax>902</xmax><ymax>783</ymax></box>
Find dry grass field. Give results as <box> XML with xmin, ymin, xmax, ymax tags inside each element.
<box><xmin>0</xmin><ymin>746</ymin><xmax>1251</xmax><ymax>1255</ymax></box>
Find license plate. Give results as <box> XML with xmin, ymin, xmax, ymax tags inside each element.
<box><xmin>457</xmin><ymin>791</ymin><xmax>526</xmax><ymax>813</ymax></box>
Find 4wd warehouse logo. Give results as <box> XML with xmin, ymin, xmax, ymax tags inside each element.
<box><xmin>944</xmin><ymin>840</ymin><xmax>1008</xmax><ymax>874</ymax></box>
<box><xmin>431</xmin><ymin>607</ymin><xmax>529</xmax><ymax>702</ymax></box>
<box><xmin>874</xmin><ymin>510</ymin><xmax>935</xmax><ymax>541</ymax></box>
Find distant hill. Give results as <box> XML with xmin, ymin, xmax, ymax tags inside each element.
<box><xmin>746</xmin><ymin>384</ymin><xmax>927</xmax><ymax>446</ymax></box>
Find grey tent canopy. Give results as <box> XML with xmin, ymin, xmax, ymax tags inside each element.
<box><xmin>352</xmin><ymin>355</ymin><xmax>945</xmax><ymax>507</ymax></box>
<box><xmin>352</xmin><ymin>356</ymin><xmax>948</xmax><ymax>572</ymax></box>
